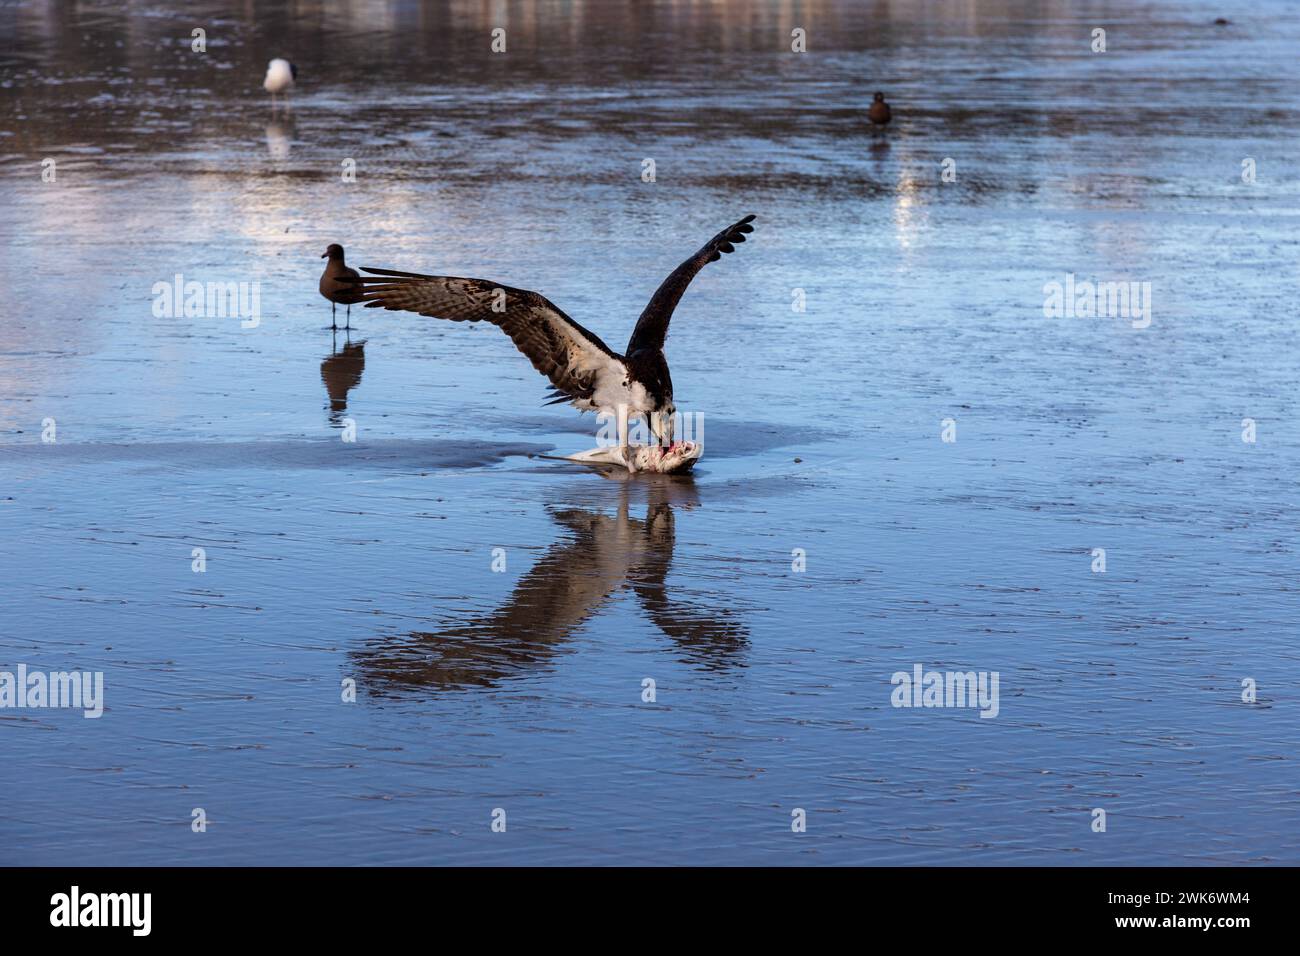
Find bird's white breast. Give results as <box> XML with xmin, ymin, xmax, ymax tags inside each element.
<box><xmin>264</xmin><ymin>59</ymin><xmax>295</xmax><ymax>94</ymax></box>
<box><xmin>592</xmin><ymin>369</ymin><xmax>650</xmax><ymax>416</ymax></box>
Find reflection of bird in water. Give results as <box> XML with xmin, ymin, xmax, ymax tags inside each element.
<box><xmin>264</xmin><ymin>118</ymin><xmax>293</xmax><ymax>161</ymax></box>
<box><xmin>320</xmin><ymin>336</ymin><xmax>365</xmax><ymax>423</ymax></box>
<box><xmin>868</xmin><ymin>91</ymin><xmax>892</xmax><ymax>127</ymax></box>
<box><xmin>320</xmin><ymin>244</ymin><xmax>364</xmax><ymax>330</ymax></box>
<box><xmin>352</xmin><ymin>479</ymin><xmax>748</xmax><ymax>694</ymax></box>
<box><xmin>264</xmin><ymin>57</ymin><xmax>297</xmax><ymax>112</ymax></box>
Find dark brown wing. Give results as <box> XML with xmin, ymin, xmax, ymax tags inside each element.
<box><xmin>348</xmin><ymin>270</ymin><xmax>625</xmax><ymax>404</ymax></box>
<box><xmin>625</xmin><ymin>214</ymin><xmax>755</xmax><ymax>355</ymax></box>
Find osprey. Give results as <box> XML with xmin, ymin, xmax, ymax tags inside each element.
<box><xmin>347</xmin><ymin>214</ymin><xmax>755</xmax><ymax>472</ymax></box>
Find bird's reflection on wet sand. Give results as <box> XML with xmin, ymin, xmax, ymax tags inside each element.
<box><xmin>354</xmin><ymin>477</ymin><xmax>748</xmax><ymax>694</ymax></box>
<box><xmin>264</xmin><ymin>117</ymin><xmax>295</xmax><ymax>161</ymax></box>
<box><xmin>321</xmin><ymin>335</ymin><xmax>365</xmax><ymax>424</ymax></box>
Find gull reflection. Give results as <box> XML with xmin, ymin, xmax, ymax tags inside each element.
<box><xmin>354</xmin><ymin>479</ymin><xmax>748</xmax><ymax>695</ymax></box>
<box><xmin>321</xmin><ymin>335</ymin><xmax>365</xmax><ymax>424</ymax></box>
<box><xmin>265</xmin><ymin>117</ymin><xmax>294</xmax><ymax>161</ymax></box>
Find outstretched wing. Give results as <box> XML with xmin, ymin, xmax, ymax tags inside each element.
<box><xmin>348</xmin><ymin>269</ymin><xmax>625</xmax><ymax>405</ymax></box>
<box><xmin>625</xmin><ymin>214</ymin><xmax>755</xmax><ymax>356</ymax></box>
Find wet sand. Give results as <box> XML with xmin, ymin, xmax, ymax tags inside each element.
<box><xmin>1</xmin><ymin>0</ymin><xmax>1297</xmax><ymax>864</ymax></box>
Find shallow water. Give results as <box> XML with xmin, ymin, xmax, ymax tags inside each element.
<box><xmin>1</xmin><ymin>0</ymin><xmax>1297</xmax><ymax>865</ymax></box>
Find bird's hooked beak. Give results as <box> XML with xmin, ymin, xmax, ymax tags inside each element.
<box><xmin>320</xmin><ymin>251</ymin><xmax>329</xmax><ymax>258</ymax></box>
<box><xmin>651</xmin><ymin>411</ymin><xmax>676</xmax><ymax>446</ymax></box>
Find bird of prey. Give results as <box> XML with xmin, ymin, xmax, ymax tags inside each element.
<box><xmin>346</xmin><ymin>214</ymin><xmax>756</xmax><ymax>472</ymax></box>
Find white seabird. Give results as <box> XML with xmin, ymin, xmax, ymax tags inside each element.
<box><xmin>263</xmin><ymin>58</ymin><xmax>297</xmax><ymax>110</ymax></box>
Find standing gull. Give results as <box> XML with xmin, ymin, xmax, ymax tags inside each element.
<box><xmin>319</xmin><ymin>244</ymin><xmax>364</xmax><ymax>330</ymax></box>
<box><xmin>347</xmin><ymin>215</ymin><xmax>756</xmax><ymax>472</ymax></box>
<box><xmin>264</xmin><ymin>58</ymin><xmax>297</xmax><ymax>110</ymax></box>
